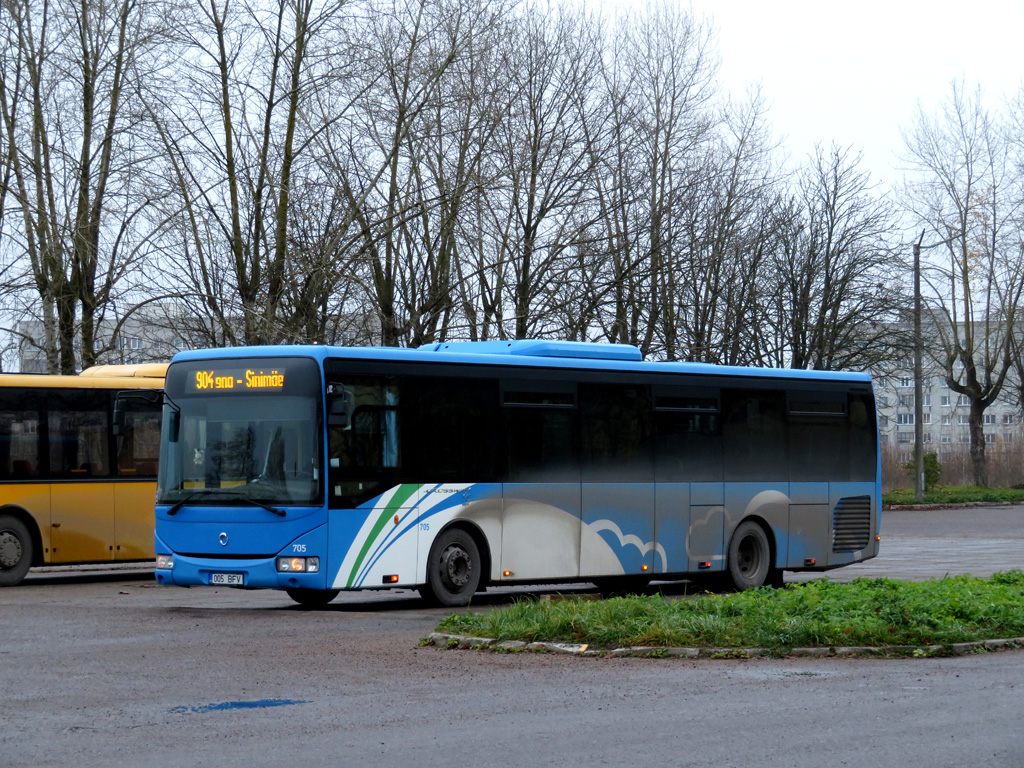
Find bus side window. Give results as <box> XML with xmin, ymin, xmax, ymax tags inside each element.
<box><xmin>721</xmin><ymin>389</ymin><xmax>786</xmax><ymax>482</ymax></box>
<box><xmin>409</xmin><ymin>377</ymin><xmax>498</xmax><ymax>482</ymax></box>
<box><xmin>0</xmin><ymin>390</ymin><xmax>40</xmax><ymax>479</ymax></box>
<box><xmin>48</xmin><ymin>390</ymin><xmax>111</xmax><ymax>479</ymax></box>
<box><xmin>501</xmin><ymin>381</ymin><xmax>578</xmax><ymax>483</ymax></box>
<box><xmin>788</xmin><ymin>392</ymin><xmax>849</xmax><ymax>481</ymax></box>
<box><xmin>580</xmin><ymin>383</ymin><xmax>653</xmax><ymax>482</ymax></box>
<box><xmin>327</xmin><ymin>379</ymin><xmax>401</xmax><ymax>507</ymax></box>
<box><xmin>848</xmin><ymin>393</ymin><xmax>877</xmax><ymax>481</ymax></box>
<box><xmin>653</xmin><ymin>387</ymin><xmax>722</xmax><ymax>482</ymax></box>
<box><xmin>116</xmin><ymin>398</ymin><xmax>162</xmax><ymax>477</ymax></box>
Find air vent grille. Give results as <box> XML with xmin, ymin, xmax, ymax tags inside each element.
<box><xmin>833</xmin><ymin>495</ymin><xmax>872</xmax><ymax>552</ymax></box>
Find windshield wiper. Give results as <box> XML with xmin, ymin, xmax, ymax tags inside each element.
<box><xmin>164</xmin><ymin>489</ymin><xmax>286</xmax><ymax>517</ymax></box>
<box><xmin>166</xmin><ymin>490</ymin><xmax>213</xmax><ymax>516</ymax></box>
<box><xmin>235</xmin><ymin>496</ymin><xmax>287</xmax><ymax>517</ymax></box>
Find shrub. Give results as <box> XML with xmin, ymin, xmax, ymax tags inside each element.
<box><xmin>904</xmin><ymin>451</ymin><xmax>942</xmax><ymax>490</ymax></box>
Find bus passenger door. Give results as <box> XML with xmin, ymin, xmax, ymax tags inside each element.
<box><xmin>579</xmin><ymin>384</ymin><xmax>655</xmax><ymax>578</ymax></box>
<box><xmin>500</xmin><ymin>381</ymin><xmax>581</xmax><ymax>581</ymax></box>
<box><xmin>652</xmin><ymin>387</ymin><xmax>724</xmax><ymax>574</ymax></box>
<box><xmin>113</xmin><ymin>481</ymin><xmax>157</xmax><ymax>559</ymax></box>
<box><xmin>47</xmin><ymin>391</ymin><xmax>116</xmax><ymax>562</ymax></box>
<box><xmin>112</xmin><ymin>401</ymin><xmax>162</xmax><ymax>560</ymax></box>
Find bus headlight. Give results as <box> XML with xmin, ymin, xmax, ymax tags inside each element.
<box><xmin>276</xmin><ymin>556</ymin><xmax>319</xmax><ymax>573</ymax></box>
<box><xmin>156</xmin><ymin>554</ymin><xmax>174</xmax><ymax>569</ymax></box>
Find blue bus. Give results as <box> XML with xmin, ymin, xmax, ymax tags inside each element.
<box><xmin>153</xmin><ymin>340</ymin><xmax>880</xmax><ymax>606</ymax></box>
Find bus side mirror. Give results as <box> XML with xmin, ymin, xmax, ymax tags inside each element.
<box><xmin>168</xmin><ymin>410</ymin><xmax>180</xmax><ymax>443</ymax></box>
<box><xmin>328</xmin><ymin>391</ymin><xmax>353</xmax><ymax>428</ymax></box>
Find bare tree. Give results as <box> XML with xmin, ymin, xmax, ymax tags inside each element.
<box><xmin>145</xmin><ymin>0</ymin><xmax>352</xmax><ymax>346</ymax></box>
<box><xmin>586</xmin><ymin>4</ymin><xmax>718</xmax><ymax>357</ymax></box>
<box><xmin>0</xmin><ymin>0</ymin><xmax>161</xmax><ymax>371</ymax></box>
<box><xmin>666</xmin><ymin>90</ymin><xmax>780</xmax><ymax>365</ymax></box>
<box><xmin>473</xmin><ymin>2</ymin><xmax>602</xmax><ymax>340</ymax></box>
<box><xmin>324</xmin><ymin>0</ymin><xmax>504</xmax><ymax>346</ymax></box>
<box><xmin>903</xmin><ymin>82</ymin><xmax>1024</xmax><ymax>486</ymax></box>
<box><xmin>768</xmin><ymin>144</ymin><xmax>903</xmax><ymax>370</ymax></box>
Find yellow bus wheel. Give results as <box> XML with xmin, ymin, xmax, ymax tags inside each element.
<box><xmin>0</xmin><ymin>514</ymin><xmax>32</xmax><ymax>587</ymax></box>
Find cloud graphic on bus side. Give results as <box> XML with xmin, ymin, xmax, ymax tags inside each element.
<box><xmin>588</xmin><ymin>519</ymin><xmax>668</xmax><ymax>573</ymax></box>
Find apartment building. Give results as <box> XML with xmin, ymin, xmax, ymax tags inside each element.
<box><xmin>873</xmin><ymin>370</ymin><xmax>1022</xmax><ymax>462</ymax></box>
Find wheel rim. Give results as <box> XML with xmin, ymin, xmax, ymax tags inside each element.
<box><xmin>0</xmin><ymin>529</ymin><xmax>23</xmax><ymax>569</ymax></box>
<box><xmin>736</xmin><ymin>534</ymin><xmax>762</xmax><ymax>577</ymax></box>
<box><xmin>439</xmin><ymin>544</ymin><xmax>472</xmax><ymax>591</ymax></box>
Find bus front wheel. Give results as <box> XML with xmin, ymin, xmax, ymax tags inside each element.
<box><xmin>420</xmin><ymin>528</ymin><xmax>481</xmax><ymax>607</ymax></box>
<box><xmin>286</xmin><ymin>588</ymin><xmax>340</xmax><ymax>607</ymax></box>
<box><xmin>0</xmin><ymin>514</ymin><xmax>32</xmax><ymax>587</ymax></box>
<box><xmin>726</xmin><ymin>520</ymin><xmax>771</xmax><ymax>591</ymax></box>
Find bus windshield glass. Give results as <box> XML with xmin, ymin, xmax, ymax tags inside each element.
<box><xmin>158</xmin><ymin>357</ymin><xmax>323</xmax><ymax>507</ymax></box>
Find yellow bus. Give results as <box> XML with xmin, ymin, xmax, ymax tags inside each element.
<box><xmin>0</xmin><ymin>362</ymin><xmax>166</xmax><ymax>586</ymax></box>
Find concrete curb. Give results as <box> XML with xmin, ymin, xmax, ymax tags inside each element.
<box><xmin>884</xmin><ymin>501</ymin><xmax>1019</xmax><ymax>511</ymax></box>
<box><xmin>423</xmin><ymin>632</ymin><xmax>1024</xmax><ymax>659</ymax></box>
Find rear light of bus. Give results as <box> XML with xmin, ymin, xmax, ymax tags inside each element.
<box><xmin>156</xmin><ymin>554</ymin><xmax>174</xmax><ymax>569</ymax></box>
<box><xmin>276</xmin><ymin>556</ymin><xmax>320</xmax><ymax>573</ymax></box>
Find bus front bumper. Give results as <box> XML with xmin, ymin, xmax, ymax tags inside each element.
<box><xmin>154</xmin><ymin>552</ymin><xmax>329</xmax><ymax>591</ymax></box>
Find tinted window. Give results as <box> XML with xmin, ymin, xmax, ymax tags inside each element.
<box><xmin>502</xmin><ymin>380</ymin><xmax>578</xmax><ymax>482</ymax></box>
<box><xmin>0</xmin><ymin>389</ymin><xmax>41</xmax><ymax>479</ymax></box>
<box><xmin>721</xmin><ymin>388</ymin><xmax>786</xmax><ymax>481</ymax></box>
<box><xmin>848</xmin><ymin>392</ymin><xmax>877</xmax><ymax>481</ymax></box>
<box><xmin>580</xmin><ymin>383</ymin><xmax>652</xmax><ymax>482</ymax></box>
<box><xmin>48</xmin><ymin>390</ymin><xmax>111</xmax><ymax>478</ymax></box>
<box><xmin>116</xmin><ymin>397</ymin><xmax>162</xmax><ymax>477</ymax></box>
<box><xmin>409</xmin><ymin>377</ymin><xmax>499</xmax><ymax>481</ymax></box>
<box><xmin>788</xmin><ymin>391</ymin><xmax>848</xmax><ymax>481</ymax></box>
<box><xmin>654</xmin><ymin>388</ymin><xmax>722</xmax><ymax>482</ymax></box>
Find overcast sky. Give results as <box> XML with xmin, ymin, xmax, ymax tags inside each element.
<box><xmin>682</xmin><ymin>0</ymin><xmax>1024</xmax><ymax>187</ymax></box>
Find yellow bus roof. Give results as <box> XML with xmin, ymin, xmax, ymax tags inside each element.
<box><xmin>79</xmin><ymin>362</ymin><xmax>168</xmax><ymax>379</ymax></box>
<box><xmin>0</xmin><ymin>362</ymin><xmax>166</xmax><ymax>390</ymax></box>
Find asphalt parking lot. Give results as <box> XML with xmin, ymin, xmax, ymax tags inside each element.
<box><xmin>3</xmin><ymin>505</ymin><xmax>1023</xmax><ymax>768</ymax></box>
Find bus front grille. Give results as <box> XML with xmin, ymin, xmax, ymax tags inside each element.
<box><xmin>832</xmin><ymin>495</ymin><xmax>871</xmax><ymax>552</ymax></box>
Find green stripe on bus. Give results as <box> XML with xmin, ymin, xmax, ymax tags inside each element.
<box><xmin>345</xmin><ymin>484</ymin><xmax>422</xmax><ymax>588</ymax></box>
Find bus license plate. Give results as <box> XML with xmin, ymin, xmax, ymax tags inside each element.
<box><xmin>211</xmin><ymin>573</ymin><xmax>244</xmax><ymax>586</ymax></box>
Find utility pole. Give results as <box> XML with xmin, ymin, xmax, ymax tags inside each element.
<box><xmin>913</xmin><ymin>231</ymin><xmax>925</xmax><ymax>501</ymax></box>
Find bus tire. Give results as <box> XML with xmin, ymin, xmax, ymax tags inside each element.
<box><xmin>0</xmin><ymin>514</ymin><xmax>33</xmax><ymax>587</ymax></box>
<box><xmin>419</xmin><ymin>528</ymin><xmax>481</xmax><ymax>607</ymax></box>
<box><xmin>726</xmin><ymin>520</ymin><xmax>771</xmax><ymax>591</ymax></box>
<box><xmin>286</xmin><ymin>588</ymin><xmax>340</xmax><ymax>607</ymax></box>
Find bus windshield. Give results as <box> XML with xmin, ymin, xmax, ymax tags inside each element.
<box><xmin>158</xmin><ymin>358</ymin><xmax>323</xmax><ymax>507</ymax></box>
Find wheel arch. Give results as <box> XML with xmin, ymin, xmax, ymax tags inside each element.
<box><xmin>0</xmin><ymin>505</ymin><xmax>45</xmax><ymax>567</ymax></box>
<box><xmin>433</xmin><ymin>519</ymin><xmax>492</xmax><ymax>589</ymax></box>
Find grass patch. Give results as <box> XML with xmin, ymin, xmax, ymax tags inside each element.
<box><xmin>436</xmin><ymin>571</ymin><xmax>1024</xmax><ymax>651</ymax></box>
<box><xmin>884</xmin><ymin>485</ymin><xmax>1024</xmax><ymax>506</ymax></box>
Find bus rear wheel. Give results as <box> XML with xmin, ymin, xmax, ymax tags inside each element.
<box><xmin>286</xmin><ymin>588</ymin><xmax>340</xmax><ymax>607</ymax></box>
<box><xmin>0</xmin><ymin>514</ymin><xmax>32</xmax><ymax>587</ymax></box>
<box><xmin>726</xmin><ymin>520</ymin><xmax>771</xmax><ymax>591</ymax></box>
<box><xmin>419</xmin><ymin>528</ymin><xmax>481</xmax><ymax>607</ymax></box>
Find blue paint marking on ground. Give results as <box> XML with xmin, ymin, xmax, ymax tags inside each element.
<box><xmin>172</xmin><ymin>698</ymin><xmax>311</xmax><ymax>714</ymax></box>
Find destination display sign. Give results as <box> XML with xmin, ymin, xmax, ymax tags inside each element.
<box><xmin>186</xmin><ymin>367</ymin><xmax>286</xmax><ymax>393</ymax></box>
